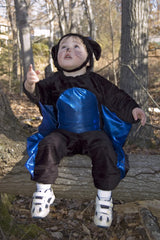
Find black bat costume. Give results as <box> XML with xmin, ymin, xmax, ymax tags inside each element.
<box><xmin>24</xmin><ymin>33</ymin><xmax>139</xmax><ymax>191</ymax></box>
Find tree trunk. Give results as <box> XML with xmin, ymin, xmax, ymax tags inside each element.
<box><xmin>7</xmin><ymin>0</ymin><xmax>18</xmax><ymax>82</ymax></box>
<box><xmin>84</xmin><ymin>0</ymin><xmax>96</xmax><ymax>39</ymax></box>
<box><xmin>109</xmin><ymin>0</ymin><xmax>117</xmax><ymax>85</ymax></box>
<box><xmin>120</xmin><ymin>0</ymin><xmax>149</xmax><ymax>105</ymax></box>
<box><xmin>46</xmin><ymin>0</ymin><xmax>54</xmax><ymax>70</ymax></box>
<box><xmin>55</xmin><ymin>0</ymin><xmax>64</xmax><ymax>36</ymax></box>
<box><xmin>0</xmin><ymin>89</ymin><xmax>25</xmax><ymax>139</ymax></box>
<box><xmin>120</xmin><ymin>0</ymin><xmax>151</xmax><ymax>146</ymax></box>
<box><xmin>14</xmin><ymin>0</ymin><xmax>34</xmax><ymax>81</ymax></box>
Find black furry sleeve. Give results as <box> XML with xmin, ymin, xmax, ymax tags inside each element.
<box><xmin>91</xmin><ymin>73</ymin><xmax>140</xmax><ymax>123</ymax></box>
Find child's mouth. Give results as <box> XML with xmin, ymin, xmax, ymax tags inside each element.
<box><xmin>65</xmin><ymin>54</ymin><xmax>72</xmax><ymax>59</ymax></box>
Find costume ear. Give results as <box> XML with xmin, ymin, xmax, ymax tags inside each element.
<box><xmin>51</xmin><ymin>44</ymin><xmax>59</xmax><ymax>61</ymax></box>
<box><xmin>87</xmin><ymin>38</ymin><xmax>101</xmax><ymax>60</ymax></box>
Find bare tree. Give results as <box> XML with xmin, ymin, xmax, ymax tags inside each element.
<box><xmin>6</xmin><ymin>0</ymin><xmax>18</xmax><ymax>82</ymax></box>
<box><xmin>120</xmin><ymin>0</ymin><xmax>151</xmax><ymax>145</ymax></box>
<box><xmin>14</xmin><ymin>0</ymin><xmax>34</xmax><ymax>81</ymax></box>
<box><xmin>50</xmin><ymin>0</ymin><xmax>64</xmax><ymax>36</ymax></box>
<box><xmin>120</xmin><ymin>0</ymin><xmax>149</xmax><ymax>107</ymax></box>
<box><xmin>83</xmin><ymin>0</ymin><xmax>96</xmax><ymax>39</ymax></box>
<box><xmin>108</xmin><ymin>0</ymin><xmax>117</xmax><ymax>85</ymax></box>
<box><xmin>45</xmin><ymin>0</ymin><xmax>54</xmax><ymax>70</ymax></box>
<box><xmin>70</xmin><ymin>0</ymin><xmax>85</xmax><ymax>34</ymax></box>
<box><xmin>50</xmin><ymin>0</ymin><xmax>78</xmax><ymax>36</ymax></box>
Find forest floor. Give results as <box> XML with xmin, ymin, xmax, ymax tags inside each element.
<box><xmin>6</xmin><ymin>197</ymin><xmax>160</xmax><ymax>240</ymax></box>
<box><xmin>1</xmin><ymin>57</ymin><xmax>160</xmax><ymax>240</ymax></box>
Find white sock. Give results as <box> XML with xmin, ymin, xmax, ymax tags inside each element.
<box><xmin>97</xmin><ymin>189</ymin><xmax>112</xmax><ymax>200</ymax></box>
<box><xmin>36</xmin><ymin>183</ymin><xmax>51</xmax><ymax>192</ymax></box>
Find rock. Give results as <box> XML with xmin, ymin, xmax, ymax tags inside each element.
<box><xmin>51</xmin><ymin>231</ymin><xmax>63</xmax><ymax>239</ymax></box>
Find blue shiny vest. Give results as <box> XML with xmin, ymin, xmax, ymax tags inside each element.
<box><xmin>56</xmin><ymin>88</ymin><xmax>100</xmax><ymax>133</ymax></box>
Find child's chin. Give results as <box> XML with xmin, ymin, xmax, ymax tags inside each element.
<box><xmin>62</xmin><ymin>66</ymin><xmax>78</xmax><ymax>71</ymax></box>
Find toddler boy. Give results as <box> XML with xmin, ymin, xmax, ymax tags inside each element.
<box><xmin>24</xmin><ymin>33</ymin><xmax>146</xmax><ymax>228</ymax></box>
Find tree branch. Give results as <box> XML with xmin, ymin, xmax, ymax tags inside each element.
<box><xmin>145</xmin><ymin>122</ymin><xmax>160</xmax><ymax>130</ymax></box>
<box><xmin>96</xmin><ymin>57</ymin><xmax>119</xmax><ymax>73</ymax></box>
<box><xmin>121</xmin><ymin>63</ymin><xmax>160</xmax><ymax>110</ymax></box>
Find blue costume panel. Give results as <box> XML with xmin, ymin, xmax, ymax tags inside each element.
<box><xmin>25</xmin><ymin>88</ymin><xmax>131</xmax><ymax>179</ymax></box>
<box><xmin>101</xmin><ymin>106</ymin><xmax>131</xmax><ymax>178</ymax></box>
<box><xmin>56</xmin><ymin>88</ymin><xmax>100</xmax><ymax>133</ymax></box>
<box><xmin>25</xmin><ymin>102</ymin><xmax>57</xmax><ymax>177</ymax></box>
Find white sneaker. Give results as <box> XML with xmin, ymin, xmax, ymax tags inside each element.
<box><xmin>31</xmin><ymin>188</ymin><xmax>55</xmax><ymax>218</ymax></box>
<box><xmin>94</xmin><ymin>195</ymin><xmax>113</xmax><ymax>228</ymax></box>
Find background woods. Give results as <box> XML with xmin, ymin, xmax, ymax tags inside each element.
<box><xmin>0</xmin><ymin>0</ymin><xmax>160</xmax><ymax>239</ymax></box>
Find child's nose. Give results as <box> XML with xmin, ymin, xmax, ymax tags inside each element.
<box><xmin>66</xmin><ymin>47</ymin><xmax>71</xmax><ymax>52</ymax></box>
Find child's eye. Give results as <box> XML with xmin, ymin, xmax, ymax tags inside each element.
<box><xmin>74</xmin><ymin>45</ymin><xmax>80</xmax><ymax>48</ymax></box>
<box><xmin>60</xmin><ymin>45</ymin><xmax>67</xmax><ymax>49</ymax></box>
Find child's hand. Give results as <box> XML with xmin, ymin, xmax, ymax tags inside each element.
<box><xmin>132</xmin><ymin>107</ymin><xmax>146</xmax><ymax>126</ymax></box>
<box><xmin>25</xmin><ymin>64</ymin><xmax>40</xmax><ymax>93</ymax></box>
<box><xmin>27</xmin><ymin>64</ymin><xmax>40</xmax><ymax>85</ymax></box>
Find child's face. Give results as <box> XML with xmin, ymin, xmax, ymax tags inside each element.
<box><xmin>57</xmin><ymin>36</ymin><xmax>88</xmax><ymax>72</ymax></box>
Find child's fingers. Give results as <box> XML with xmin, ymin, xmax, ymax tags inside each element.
<box><xmin>141</xmin><ymin>114</ymin><xmax>146</xmax><ymax>126</ymax></box>
<box><xmin>29</xmin><ymin>64</ymin><xmax>40</xmax><ymax>75</ymax></box>
<box><xmin>137</xmin><ymin>112</ymin><xmax>146</xmax><ymax>126</ymax></box>
<box><xmin>36</xmin><ymin>70</ymin><xmax>40</xmax><ymax>75</ymax></box>
<box><xmin>29</xmin><ymin>64</ymin><xmax>33</xmax><ymax>72</ymax></box>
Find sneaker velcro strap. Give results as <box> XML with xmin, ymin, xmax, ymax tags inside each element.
<box><xmin>32</xmin><ymin>190</ymin><xmax>51</xmax><ymax>204</ymax></box>
<box><xmin>96</xmin><ymin>204</ymin><xmax>112</xmax><ymax>215</ymax></box>
<box><xmin>98</xmin><ymin>200</ymin><xmax>113</xmax><ymax>208</ymax></box>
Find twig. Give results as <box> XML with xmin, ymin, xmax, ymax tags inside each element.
<box><xmin>19</xmin><ymin>225</ymin><xmax>35</xmax><ymax>240</ymax></box>
<box><xmin>0</xmin><ymin>226</ymin><xmax>7</xmax><ymax>240</ymax></box>
<box><xmin>133</xmin><ymin>123</ymin><xmax>142</xmax><ymax>137</ymax></box>
<box><xmin>96</xmin><ymin>57</ymin><xmax>119</xmax><ymax>73</ymax></box>
<box><xmin>133</xmin><ymin>122</ymin><xmax>160</xmax><ymax>137</ymax></box>
<box><xmin>145</xmin><ymin>122</ymin><xmax>160</xmax><ymax>130</ymax></box>
<box><xmin>80</xmin><ymin>201</ymin><xmax>94</xmax><ymax>215</ymax></box>
<box><xmin>121</xmin><ymin>63</ymin><xmax>160</xmax><ymax>110</ymax></box>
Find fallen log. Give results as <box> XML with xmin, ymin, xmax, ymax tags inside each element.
<box><xmin>0</xmin><ymin>152</ymin><xmax>160</xmax><ymax>201</ymax></box>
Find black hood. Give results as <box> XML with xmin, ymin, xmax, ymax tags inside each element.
<box><xmin>51</xmin><ymin>33</ymin><xmax>101</xmax><ymax>72</ymax></box>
